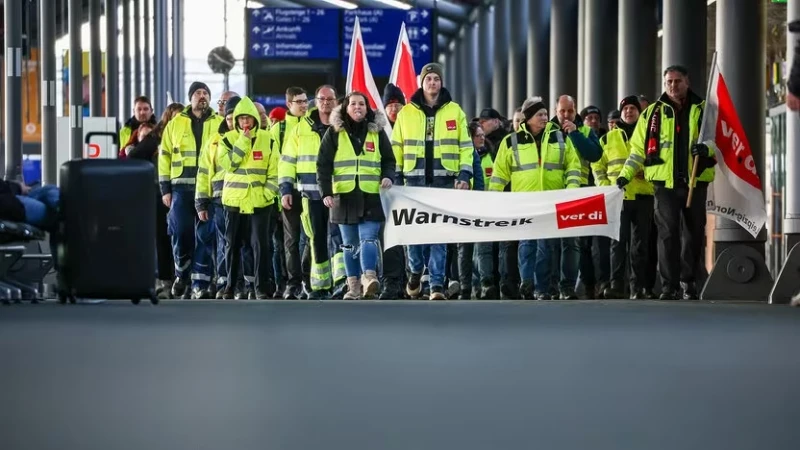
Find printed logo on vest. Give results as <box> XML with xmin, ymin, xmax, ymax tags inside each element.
<box><xmin>365</xmin><ymin>142</ymin><xmax>375</xmax><ymax>152</ymax></box>
<box><xmin>446</xmin><ymin>120</ymin><xmax>457</xmax><ymax>131</ymax></box>
<box><xmin>555</xmin><ymin>194</ymin><xmax>608</xmax><ymax>229</ymax></box>
<box><xmin>485</xmin><ymin>167</ymin><xmax>493</xmax><ymax>177</ymax></box>
<box><xmin>253</xmin><ymin>151</ymin><xmax>263</xmax><ymax>161</ymax></box>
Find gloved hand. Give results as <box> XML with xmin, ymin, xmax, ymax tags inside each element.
<box><xmin>616</xmin><ymin>177</ymin><xmax>629</xmax><ymax>189</ymax></box>
<box><xmin>691</xmin><ymin>143</ymin><xmax>709</xmax><ymax>158</ymax></box>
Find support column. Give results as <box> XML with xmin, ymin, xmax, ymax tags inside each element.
<box><xmin>154</xmin><ymin>0</ymin><xmax>168</xmax><ymax>113</ymax></box>
<box><xmin>460</xmin><ymin>23</ymin><xmax>477</xmax><ymax>118</ymax></box>
<box><xmin>527</xmin><ymin>0</ymin><xmax>550</xmax><ymax>99</ymax></box>
<box><xmin>491</xmin><ymin>0</ymin><xmax>508</xmax><ymax>115</ymax></box>
<box><xmin>786</xmin><ymin>0</ymin><xmax>800</xmax><ymax>249</ymax></box>
<box><xmin>577</xmin><ymin>0</ymin><xmax>585</xmax><ymax>108</ymax></box>
<box><xmin>122</xmin><ymin>0</ymin><xmax>132</xmax><ymax>119</ymax></box>
<box><xmin>453</xmin><ymin>39</ymin><xmax>464</xmax><ymax>104</ymax></box>
<box><xmin>41</xmin><ymin>0</ymin><xmax>58</xmax><ymax>184</ymax></box>
<box><xmin>69</xmin><ymin>0</ymin><xmax>84</xmax><ymax>160</ymax></box>
<box><xmin>703</xmin><ymin>0</ymin><xmax>772</xmax><ymax>302</ymax></box>
<box><xmin>106</xmin><ymin>0</ymin><xmax>119</xmax><ymax>120</ymax></box>
<box><xmin>506</xmin><ymin>0</ymin><xmax>527</xmax><ymax>116</ymax></box>
<box><xmin>618</xmin><ymin>0</ymin><xmax>657</xmax><ymax>100</ymax></box>
<box><xmin>662</xmin><ymin>0</ymin><xmax>707</xmax><ymax>91</ymax></box>
<box><xmin>143</xmin><ymin>0</ymin><xmax>152</xmax><ymax>99</ymax></box>
<box><xmin>476</xmin><ymin>6</ymin><xmax>493</xmax><ymax>114</ymax></box>
<box><xmin>134</xmin><ymin>0</ymin><xmax>142</xmax><ymax>96</ymax></box>
<box><xmin>4</xmin><ymin>0</ymin><xmax>23</xmax><ymax>179</ymax></box>
<box><xmin>89</xmin><ymin>0</ymin><xmax>103</xmax><ymax>116</ymax></box>
<box><xmin>172</xmin><ymin>0</ymin><xmax>184</xmax><ymax>99</ymax></box>
<box><xmin>549</xmin><ymin>0</ymin><xmax>578</xmax><ymax>109</ymax></box>
<box><xmin>584</xmin><ymin>0</ymin><xmax>618</xmax><ymax>116</ymax></box>
<box><xmin>773</xmin><ymin>0</ymin><xmax>800</xmax><ymax>303</ymax></box>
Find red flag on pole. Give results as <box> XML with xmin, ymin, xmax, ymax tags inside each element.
<box><xmin>345</xmin><ymin>16</ymin><xmax>392</xmax><ymax>136</ymax></box>
<box><xmin>389</xmin><ymin>22</ymin><xmax>418</xmax><ymax>102</ymax></box>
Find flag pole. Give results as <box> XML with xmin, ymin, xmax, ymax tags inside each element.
<box><xmin>687</xmin><ymin>51</ymin><xmax>718</xmax><ymax>208</ymax></box>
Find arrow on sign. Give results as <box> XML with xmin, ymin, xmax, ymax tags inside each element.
<box><xmin>253</xmin><ymin>9</ymin><xmax>260</xmax><ymax>17</ymax></box>
<box><xmin>253</xmin><ymin>26</ymin><xmax>261</xmax><ymax>33</ymax></box>
<box><xmin>421</xmin><ymin>10</ymin><xmax>429</xmax><ymax>18</ymax></box>
<box><xmin>252</xmin><ymin>43</ymin><xmax>261</xmax><ymax>51</ymax></box>
<box><xmin>420</xmin><ymin>44</ymin><xmax>429</xmax><ymax>53</ymax></box>
<box><xmin>421</xmin><ymin>27</ymin><xmax>428</xmax><ymax>35</ymax></box>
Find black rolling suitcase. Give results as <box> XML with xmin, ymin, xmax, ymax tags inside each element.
<box><xmin>57</xmin><ymin>157</ymin><xmax>159</xmax><ymax>305</ymax></box>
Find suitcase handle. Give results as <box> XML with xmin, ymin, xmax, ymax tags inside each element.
<box><xmin>84</xmin><ymin>132</ymin><xmax>120</xmax><ymax>159</ymax></box>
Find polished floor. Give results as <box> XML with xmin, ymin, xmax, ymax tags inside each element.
<box><xmin>1</xmin><ymin>300</ymin><xmax>799</xmax><ymax>450</ymax></box>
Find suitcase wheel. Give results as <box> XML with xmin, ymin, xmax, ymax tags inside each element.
<box><xmin>131</xmin><ymin>298</ymin><xmax>141</xmax><ymax>305</ymax></box>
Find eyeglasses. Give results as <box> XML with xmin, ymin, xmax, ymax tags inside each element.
<box><xmin>316</xmin><ymin>97</ymin><xmax>336</xmax><ymax>103</ymax></box>
<box><xmin>290</xmin><ymin>99</ymin><xmax>309</xmax><ymax>105</ymax></box>
<box><xmin>217</xmin><ymin>99</ymin><xmax>226</xmax><ymax>106</ymax></box>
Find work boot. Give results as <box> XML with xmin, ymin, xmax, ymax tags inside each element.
<box><xmin>330</xmin><ymin>280</ymin><xmax>347</xmax><ymax>299</ymax></box>
<box><xmin>343</xmin><ymin>276</ymin><xmax>362</xmax><ymax>300</ymax></box>
<box><xmin>283</xmin><ymin>284</ymin><xmax>302</xmax><ymax>300</ymax></box>
<box><xmin>429</xmin><ymin>285</ymin><xmax>446</xmax><ymax>300</ymax></box>
<box><xmin>519</xmin><ymin>281</ymin><xmax>535</xmax><ymax>300</ymax></box>
<box><xmin>681</xmin><ymin>282</ymin><xmax>699</xmax><ymax>300</ymax></box>
<box><xmin>458</xmin><ymin>288</ymin><xmax>471</xmax><ymax>300</ymax></box>
<box><xmin>362</xmin><ymin>270</ymin><xmax>380</xmax><ymax>298</ymax></box>
<box><xmin>406</xmin><ymin>273</ymin><xmax>422</xmax><ymax>299</ymax></box>
<box><xmin>583</xmin><ymin>284</ymin><xmax>597</xmax><ymax>300</ymax></box>
<box><xmin>191</xmin><ymin>288</ymin><xmax>211</xmax><ymax>299</ymax></box>
<box><xmin>659</xmin><ymin>289</ymin><xmax>679</xmax><ymax>300</ymax></box>
<box><xmin>480</xmin><ymin>283</ymin><xmax>499</xmax><ymax>300</ymax></box>
<box><xmin>500</xmin><ymin>282</ymin><xmax>519</xmax><ymax>300</ymax></box>
<box><xmin>447</xmin><ymin>280</ymin><xmax>461</xmax><ymax>299</ymax></box>
<box><xmin>171</xmin><ymin>278</ymin><xmax>187</xmax><ymax>298</ymax></box>
<box><xmin>215</xmin><ymin>289</ymin><xmax>225</xmax><ymax>300</ymax></box>
<box><xmin>559</xmin><ymin>291</ymin><xmax>579</xmax><ymax>300</ymax></box>
<box><xmin>603</xmin><ymin>283</ymin><xmax>624</xmax><ymax>300</ymax></box>
<box><xmin>378</xmin><ymin>278</ymin><xmax>402</xmax><ymax>300</ymax></box>
<box><xmin>156</xmin><ymin>280</ymin><xmax>172</xmax><ymax>300</ymax></box>
<box><xmin>307</xmin><ymin>289</ymin><xmax>329</xmax><ymax>300</ymax></box>
<box><xmin>220</xmin><ymin>287</ymin><xmax>235</xmax><ymax>300</ymax></box>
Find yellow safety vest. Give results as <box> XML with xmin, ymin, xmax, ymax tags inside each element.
<box><xmin>195</xmin><ymin>129</ymin><xmax>227</xmax><ymax>207</ymax></box>
<box><xmin>488</xmin><ymin>121</ymin><xmax>582</xmax><ymax>193</ymax></box>
<box><xmin>269</xmin><ymin>114</ymin><xmax>303</xmax><ymax>154</ymax></box>
<box><xmin>217</xmin><ymin>97</ymin><xmax>279</xmax><ymax>214</ymax></box>
<box><xmin>480</xmin><ymin>151</ymin><xmax>493</xmax><ymax>189</ymax></box>
<box><xmin>278</xmin><ymin>116</ymin><xmax>325</xmax><ymax>198</ymax></box>
<box><xmin>619</xmin><ymin>96</ymin><xmax>715</xmax><ymax>188</ymax></box>
<box><xmin>390</xmin><ymin>101</ymin><xmax>474</xmax><ymax>182</ymax></box>
<box><xmin>593</xmin><ymin>127</ymin><xmax>654</xmax><ymax>200</ymax></box>
<box><xmin>158</xmin><ymin>106</ymin><xmax>223</xmax><ymax>188</ymax></box>
<box><xmin>332</xmin><ymin>130</ymin><xmax>382</xmax><ymax>195</ymax></box>
<box><xmin>577</xmin><ymin>124</ymin><xmax>593</xmax><ymax>185</ymax></box>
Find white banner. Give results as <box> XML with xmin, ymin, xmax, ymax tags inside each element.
<box><xmin>700</xmin><ymin>55</ymin><xmax>767</xmax><ymax>238</ymax></box>
<box><xmin>380</xmin><ymin>186</ymin><xmax>624</xmax><ymax>248</ymax></box>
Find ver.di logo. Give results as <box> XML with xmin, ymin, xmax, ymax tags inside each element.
<box><xmin>555</xmin><ymin>194</ymin><xmax>608</xmax><ymax>229</ymax></box>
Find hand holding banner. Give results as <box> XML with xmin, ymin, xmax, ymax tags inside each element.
<box><xmin>380</xmin><ymin>186</ymin><xmax>624</xmax><ymax>249</ymax></box>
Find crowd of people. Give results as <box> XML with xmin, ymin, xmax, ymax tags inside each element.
<box><xmin>107</xmin><ymin>60</ymin><xmax>732</xmax><ymax>303</ymax></box>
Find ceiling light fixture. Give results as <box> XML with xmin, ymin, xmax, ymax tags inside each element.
<box><xmin>321</xmin><ymin>0</ymin><xmax>359</xmax><ymax>9</ymax></box>
<box><xmin>375</xmin><ymin>0</ymin><xmax>413</xmax><ymax>10</ymax></box>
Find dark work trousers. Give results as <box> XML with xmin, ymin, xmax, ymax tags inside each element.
<box><xmin>155</xmin><ymin>190</ymin><xmax>174</xmax><ymax>281</ymax></box>
<box><xmin>578</xmin><ymin>236</ymin><xmax>610</xmax><ymax>297</ymax></box>
<box><xmin>446</xmin><ymin>243</ymin><xmax>459</xmax><ymax>282</ymax></box>
<box><xmin>653</xmin><ymin>182</ymin><xmax>708</xmax><ymax>293</ymax></box>
<box><xmin>646</xmin><ymin>220</ymin><xmax>659</xmax><ymax>292</ymax></box>
<box><xmin>282</xmin><ymin>190</ymin><xmax>305</xmax><ymax>289</ymax></box>
<box><xmin>499</xmin><ymin>241</ymin><xmax>520</xmax><ymax>297</ymax></box>
<box><xmin>610</xmin><ymin>196</ymin><xmax>654</xmax><ymax>293</ymax></box>
<box><xmin>225</xmin><ymin>206</ymin><xmax>276</xmax><ymax>296</ymax></box>
<box><xmin>272</xmin><ymin>205</ymin><xmax>287</xmax><ymax>289</ymax></box>
<box><xmin>458</xmin><ymin>242</ymin><xmax>475</xmax><ymax>295</ymax></box>
<box><xmin>305</xmin><ymin>198</ymin><xmax>331</xmax><ymax>291</ymax></box>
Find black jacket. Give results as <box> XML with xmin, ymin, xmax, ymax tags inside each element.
<box><xmin>317</xmin><ymin>105</ymin><xmax>395</xmax><ymax>225</ymax></box>
<box><xmin>0</xmin><ymin>180</ymin><xmax>25</xmax><ymax>223</ymax></box>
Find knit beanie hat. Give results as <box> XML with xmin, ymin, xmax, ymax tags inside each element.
<box><xmin>383</xmin><ymin>83</ymin><xmax>406</xmax><ymax>106</ymax></box>
<box><xmin>419</xmin><ymin>63</ymin><xmax>444</xmax><ymax>82</ymax></box>
<box><xmin>188</xmin><ymin>81</ymin><xmax>210</xmax><ymax>99</ymax></box>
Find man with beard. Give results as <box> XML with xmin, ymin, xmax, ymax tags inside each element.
<box><xmin>159</xmin><ymin>81</ymin><xmax>223</xmax><ymax>298</ymax></box>
<box><xmin>592</xmin><ymin>96</ymin><xmax>655</xmax><ymax>299</ymax></box>
<box><xmin>119</xmin><ymin>96</ymin><xmax>156</xmax><ymax>154</ymax></box>
<box><xmin>279</xmin><ymin>85</ymin><xmax>342</xmax><ymax>299</ymax></box>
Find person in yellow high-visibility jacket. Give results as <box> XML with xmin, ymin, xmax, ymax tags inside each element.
<box><xmin>592</xmin><ymin>95</ymin><xmax>655</xmax><ymax>300</ymax></box>
<box><xmin>216</xmin><ymin>96</ymin><xmax>280</xmax><ymax>300</ymax></box>
<box><xmin>488</xmin><ymin>96</ymin><xmax>582</xmax><ymax>300</ymax></box>
<box><xmin>616</xmin><ymin>65</ymin><xmax>716</xmax><ymax>300</ymax></box>
<box><xmin>391</xmin><ymin>63</ymin><xmax>474</xmax><ymax>300</ymax></box>
<box><xmin>158</xmin><ymin>81</ymin><xmax>223</xmax><ymax>299</ymax></box>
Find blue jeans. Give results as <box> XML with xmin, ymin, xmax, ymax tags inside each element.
<box><xmin>408</xmin><ymin>243</ymin><xmax>446</xmax><ymax>288</ymax></box>
<box><xmin>18</xmin><ymin>185</ymin><xmax>60</xmax><ymax>229</ymax></box>
<box><xmin>167</xmin><ymin>189</ymin><xmax>197</xmax><ymax>281</ymax></box>
<box><xmin>338</xmin><ymin>220</ymin><xmax>382</xmax><ymax>277</ymax></box>
<box><xmin>518</xmin><ymin>239</ymin><xmax>539</xmax><ymax>285</ymax></box>
<box><xmin>535</xmin><ymin>238</ymin><xmax>580</xmax><ymax>295</ymax></box>
<box><xmin>210</xmin><ymin>201</ymin><xmax>227</xmax><ymax>289</ymax></box>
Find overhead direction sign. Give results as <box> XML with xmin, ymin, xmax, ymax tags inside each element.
<box><xmin>341</xmin><ymin>8</ymin><xmax>434</xmax><ymax>76</ymax></box>
<box><xmin>249</xmin><ymin>8</ymin><xmax>340</xmax><ymax>60</ymax></box>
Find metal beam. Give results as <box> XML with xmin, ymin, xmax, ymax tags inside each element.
<box><xmin>4</xmin><ymin>0</ymin><xmax>23</xmax><ymax>180</ymax></box>
<box><xmin>89</xmin><ymin>0</ymin><xmax>103</xmax><ymax>116</ymax></box>
<box><xmin>133</xmin><ymin>0</ymin><xmax>142</xmax><ymax>96</ymax></box>
<box><xmin>69</xmin><ymin>0</ymin><xmax>84</xmax><ymax>160</ymax></box>
<box><xmin>438</xmin><ymin>17</ymin><xmax>458</xmax><ymax>35</ymax></box>
<box><xmin>415</xmin><ymin>0</ymin><xmax>467</xmax><ymax>21</ymax></box>
<box><xmin>105</xmin><ymin>0</ymin><xmax>119</xmax><ymax>120</ymax></box>
<box><xmin>42</xmin><ymin>0</ymin><xmax>58</xmax><ymax>184</ymax></box>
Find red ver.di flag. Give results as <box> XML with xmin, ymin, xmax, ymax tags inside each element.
<box><xmin>699</xmin><ymin>55</ymin><xmax>767</xmax><ymax>238</ymax></box>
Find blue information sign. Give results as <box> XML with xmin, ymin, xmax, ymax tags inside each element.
<box><xmin>341</xmin><ymin>9</ymin><xmax>434</xmax><ymax>76</ymax></box>
<box><xmin>249</xmin><ymin>8</ymin><xmax>340</xmax><ymax>60</ymax></box>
